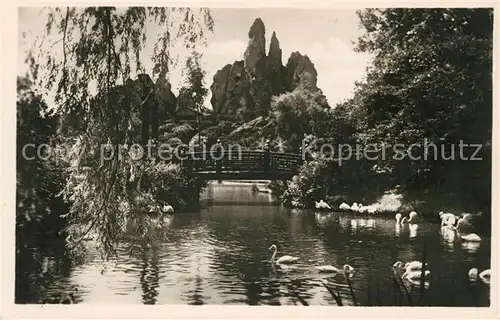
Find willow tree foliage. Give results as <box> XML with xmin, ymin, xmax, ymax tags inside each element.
<box><xmin>25</xmin><ymin>7</ymin><xmax>214</xmax><ymax>258</ymax></box>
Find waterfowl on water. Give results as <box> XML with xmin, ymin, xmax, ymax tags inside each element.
<box><xmin>162</xmin><ymin>204</ymin><xmax>175</xmax><ymax>214</ymax></box>
<box><xmin>393</xmin><ymin>260</ymin><xmax>427</xmax><ymax>273</ymax></box>
<box><xmin>469</xmin><ymin>268</ymin><xmax>491</xmax><ymax>284</ymax></box>
<box><xmin>453</xmin><ymin>217</ymin><xmax>472</xmax><ymax>232</ymax></box>
<box><xmin>439</xmin><ymin>211</ymin><xmax>457</xmax><ymax>227</ymax></box>
<box><xmin>315</xmin><ymin>264</ymin><xmax>355</xmax><ymax>277</ymax></box>
<box><xmin>269</xmin><ymin>244</ymin><xmax>299</xmax><ymax>264</ymax></box>
<box><xmin>339</xmin><ymin>202</ymin><xmax>351</xmax><ymax>210</ymax></box>
<box><xmin>460</xmin><ymin>233</ymin><xmax>481</xmax><ymax>242</ymax></box>
<box><xmin>402</xmin><ymin>269</ymin><xmax>430</xmax><ymax>280</ymax></box>
<box><xmin>408</xmin><ymin>211</ymin><xmax>418</xmax><ymax>223</ymax></box>
<box><xmin>461</xmin><ymin>212</ymin><xmax>476</xmax><ymax>222</ymax></box>
<box><xmin>395</xmin><ymin>213</ymin><xmax>402</xmax><ymax>223</ymax></box>
<box><xmin>358</xmin><ymin>204</ymin><xmax>367</xmax><ymax>213</ymax></box>
<box><xmin>404</xmin><ymin>261</ymin><xmax>427</xmax><ymax>272</ymax></box>
<box><xmin>351</xmin><ymin>202</ymin><xmax>360</xmax><ymax>212</ymax></box>
<box><xmin>315</xmin><ymin>200</ymin><xmax>331</xmax><ymax>210</ymax></box>
<box><xmin>393</xmin><ymin>261</ymin><xmax>404</xmax><ymax>271</ymax></box>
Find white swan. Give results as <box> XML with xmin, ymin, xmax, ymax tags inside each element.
<box><xmin>480</xmin><ymin>269</ymin><xmax>490</xmax><ymax>283</ymax></box>
<box><xmin>453</xmin><ymin>217</ymin><xmax>471</xmax><ymax>231</ymax></box>
<box><xmin>400</xmin><ymin>217</ymin><xmax>408</xmax><ymax>225</ymax></box>
<box><xmin>439</xmin><ymin>211</ymin><xmax>457</xmax><ymax>227</ymax></box>
<box><xmin>469</xmin><ymin>268</ymin><xmax>491</xmax><ymax>284</ymax></box>
<box><xmin>460</xmin><ymin>233</ymin><xmax>481</xmax><ymax>242</ymax></box>
<box><xmin>404</xmin><ymin>261</ymin><xmax>427</xmax><ymax>272</ymax></box>
<box><xmin>351</xmin><ymin>202</ymin><xmax>359</xmax><ymax>212</ymax></box>
<box><xmin>395</xmin><ymin>213</ymin><xmax>402</xmax><ymax>223</ymax></box>
<box><xmin>403</xmin><ymin>269</ymin><xmax>430</xmax><ymax>280</ymax></box>
<box><xmin>461</xmin><ymin>212</ymin><xmax>474</xmax><ymax>222</ymax></box>
<box><xmin>408</xmin><ymin>211</ymin><xmax>418</xmax><ymax>223</ymax></box>
<box><xmin>393</xmin><ymin>261</ymin><xmax>405</xmax><ymax>271</ymax></box>
<box><xmin>392</xmin><ymin>261</ymin><xmax>427</xmax><ymax>274</ymax></box>
<box><xmin>315</xmin><ymin>264</ymin><xmax>355</xmax><ymax>276</ymax></box>
<box><xmin>162</xmin><ymin>204</ymin><xmax>175</xmax><ymax>214</ymax></box>
<box><xmin>339</xmin><ymin>202</ymin><xmax>351</xmax><ymax>210</ymax></box>
<box><xmin>315</xmin><ymin>200</ymin><xmax>331</xmax><ymax>210</ymax></box>
<box><xmin>269</xmin><ymin>244</ymin><xmax>299</xmax><ymax>264</ymax></box>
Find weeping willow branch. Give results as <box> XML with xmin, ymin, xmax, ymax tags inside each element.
<box><xmin>29</xmin><ymin>6</ymin><xmax>214</xmax><ymax>259</ymax></box>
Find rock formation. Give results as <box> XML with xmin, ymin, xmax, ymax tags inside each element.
<box><xmin>244</xmin><ymin>18</ymin><xmax>266</xmax><ymax>77</ymax></box>
<box><xmin>268</xmin><ymin>31</ymin><xmax>282</xmax><ymax>67</ymax></box>
<box><xmin>285</xmin><ymin>52</ymin><xmax>318</xmax><ymax>92</ymax></box>
<box><xmin>109</xmin><ymin>74</ymin><xmax>177</xmax><ymax>144</ymax></box>
<box><xmin>209</xmin><ymin>18</ymin><xmax>321</xmax><ymax>121</ymax></box>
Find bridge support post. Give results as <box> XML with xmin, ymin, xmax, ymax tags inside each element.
<box><xmin>183</xmin><ymin>146</ymin><xmax>193</xmax><ymax>175</ymax></box>
<box><xmin>263</xmin><ymin>139</ymin><xmax>271</xmax><ymax>177</ymax></box>
<box><xmin>215</xmin><ymin>139</ymin><xmax>222</xmax><ymax>183</ymax></box>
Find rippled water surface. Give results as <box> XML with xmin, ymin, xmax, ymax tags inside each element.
<box><xmin>33</xmin><ymin>183</ymin><xmax>491</xmax><ymax>306</ymax></box>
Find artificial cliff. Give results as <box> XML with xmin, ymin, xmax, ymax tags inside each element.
<box><xmin>210</xmin><ymin>18</ymin><xmax>323</xmax><ymax>122</ymax></box>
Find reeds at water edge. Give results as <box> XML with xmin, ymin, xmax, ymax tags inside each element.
<box><xmin>322</xmin><ymin>281</ymin><xmax>343</xmax><ymax>306</ymax></box>
<box><xmin>291</xmin><ymin>291</ymin><xmax>309</xmax><ymax>306</ymax></box>
<box><xmin>344</xmin><ymin>271</ymin><xmax>358</xmax><ymax>306</ymax></box>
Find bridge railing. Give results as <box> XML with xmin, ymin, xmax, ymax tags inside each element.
<box><xmin>183</xmin><ymin>150</ymin><xmax>303</xmax><ymax>177</ymax></box>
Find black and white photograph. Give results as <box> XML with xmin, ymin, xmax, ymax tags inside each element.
<box><xmin>4</xmin><ymin>2</ymin><xmax>497</xmax><ymax>312</ymax></box>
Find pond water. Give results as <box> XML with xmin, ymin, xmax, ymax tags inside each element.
<box><xmin>25</xmin><ymin>182</ymin><xmax>491</xmax><ymax>306</ymax></box>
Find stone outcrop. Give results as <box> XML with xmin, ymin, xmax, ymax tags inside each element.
<box><xmin>155</xmin><ymin>76</ymin><xmax>177</xmax><ymax>119</ymax></box>
<box><xmin>244</xmin><ymin>18</ymin><xmax>266</xmax><ymax>77</ymax></box>
<box><xmin>285</xmin><ymin>52</ymin><xmax>318</xmax><ymax>92</ymax></box>
<box><xmin>210</xmin><ymin>18</ymin><xmax>320</xmax><ymax>121</ymax></box>
<box><xmin>118</xmin><ymin>74</ymin><xmax>178</xmax><ymax>144</ymax></box>
<box><xmin>268</xmin><ymin>31</ymin><xmax>282</xmax><ymax>66</ymax></box>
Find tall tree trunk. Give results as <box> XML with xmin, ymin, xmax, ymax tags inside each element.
<box><xmin>141</xmin><ymin>98</ymin><xmax>150</xmax><ymax>146</ymax></box>
<box><xmin>150</xmin><ymin>100</ymin><xmax>159</xmax><ymax>142</ymax></box>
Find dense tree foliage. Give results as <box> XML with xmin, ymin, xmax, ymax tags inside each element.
<box><xmin>270</xmin><ymin>89</ymin><xmax>332</xmax><ymax>152</ymax></box>
<box><xmin>16</xmin><ymin>77</ymin><xmax>70</xmax><ymax>302</ymax></box>
<box><xmin>353</xmin><ymin>9</ymin><xmax>492</xmax><ymax>207</ymax></box>
<box><xmin>21</xmin><ymin>7</ymin><xmax>214</xmax><ymax>258</ymax></box>
<box><xmin>274</xmin><ymin>8</ymin><xmax>492</xmax><ymax>223</ymax></box>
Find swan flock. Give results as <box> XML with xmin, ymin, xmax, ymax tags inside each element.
<box><xmin>295</xmin><ymin>200</ymin><xmax>489</xmax><ymax>288</ymax></box>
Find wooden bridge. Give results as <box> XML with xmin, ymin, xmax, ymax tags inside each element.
<box><xmin>184</xmin><ymin>150</ymin><xmax>303</xmax><ymax>180</ymax></box>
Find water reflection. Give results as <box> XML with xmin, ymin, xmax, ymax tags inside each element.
<box><xmin>409</xmin><ymin>224</ymin><xmax>419</xmax><ymax>239</ymax></box>
<box><xmin>461</xmin><ymin>241</ymin><xmax>481</xmax><ymax>254</ymax></box>
<box><xmin>24</xmin><ymin>183</ymin><xmax>491</xmax><ymax>306</ymax></box>
<box><xmin>395</xmin><ymin>223</ymin><xmax>401</xmax><ymax>237</ymax></box>
<box><xmin>350</xmin><ymin>219</ymin><xmax>358</xmax><ymax>232</ymax></box>
<box><xmin>139</xmin><ymin>243</ymin><xmax>160</xmax><ymax>304</ymax></box>
<box><xmin>441</xmin><ymin>226</ymin><xmax>456</xmax><ymax>252</ymax></box>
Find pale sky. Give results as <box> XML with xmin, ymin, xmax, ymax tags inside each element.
<box><xmin>18</xmin><ymin>8</ymin><xmax>372</xmax><ymax>109</ymax></box>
